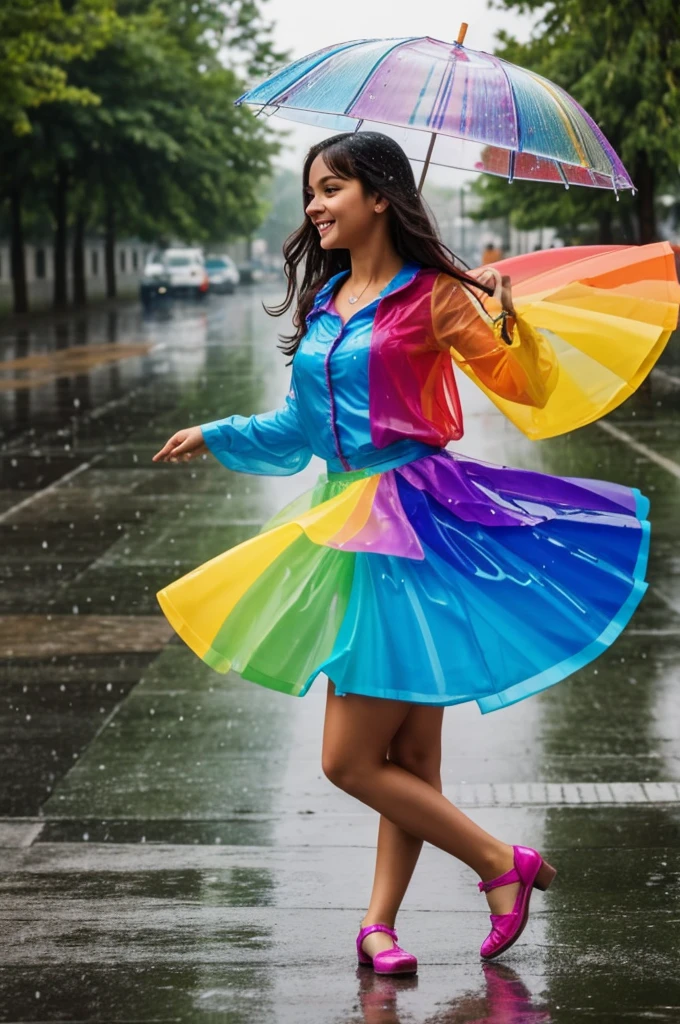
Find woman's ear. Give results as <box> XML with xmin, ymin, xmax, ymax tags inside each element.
<box><xmin>374</xmin><ymin>195</ymin><xmax>389</xmax><ymax>213</ymax></box>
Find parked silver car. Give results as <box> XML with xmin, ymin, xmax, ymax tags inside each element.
<box><xmin>205</xmin><ymin>255</ymin><xmax>240</xmax><ymax>294</ymax></box>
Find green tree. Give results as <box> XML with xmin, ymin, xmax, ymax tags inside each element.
<box><xmin>0</xmin><ymin>0</ymin><xmax>116</xmax><ymax>134</ymax></box>
<box><xmin>60</xmin><ymin>0</ymin><xmax>284</xmax><ymax>301</ymax></box>
<box><xmin>473</xmin><ymin>0</ymin><xmax>680</xmax><ymax>244</ymax></box>
<box><xmin>1</xmin><ymin>0</ymin><xmax>287</xmax><ymax>312</ymax></box>
<box><xmin>0</xmin><ymin>0</ymin><xmax>116</xmax><ymax>312</ymax></box>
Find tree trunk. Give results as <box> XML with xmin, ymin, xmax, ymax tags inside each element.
<box><xmin>634</xmin><ymin>151</ymin><xmax>657</xmax><ymax>244</ymax></box>
<box><xmin>104</xmin><ymin>198</ymin><xmax>116</xmax><ymax>299</ymax></box>
<box><xmin>9</xmin><ymin>185</ymin><xmax>28</xmax><ymax>315</ymax></box>
<box><xmin>596</xmin><ymin>208</ymin><xmax>613</xmax><ymax>245</ymax></box>
<box><xmin>618</xmin><ymin>203</ymin><xmax>636</xmax><ymax>245</ymax></box>
<box><xmin>72</xmin><ymin>212</ymin><xmax>87</xmax><ymax>306</ymax></box>
<box><xmin>53</xmin><ymin>163</ymin><xmax>69</xmax><ymax>309</ymax></box>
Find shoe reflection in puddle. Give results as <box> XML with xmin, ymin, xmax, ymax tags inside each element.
<box><xmin>353</xmin><ymin>961</ymin><xmax>551</xmax><ymax>1024</ymax></box>
<box><xmin>355</xmin><ymin>966</ymin><xmax>418</xmax><ymax>1024</ymax></box>
<box><xmin>472</xmin><ymin>963</ymin><xmax>552</xmax><ymax>1024</ymax></box>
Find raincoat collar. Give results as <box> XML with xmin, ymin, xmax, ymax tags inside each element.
<box><xmin>310</xmin><ymin>260</ymin><xmax>423</xmax><ymax>316</ymax></box>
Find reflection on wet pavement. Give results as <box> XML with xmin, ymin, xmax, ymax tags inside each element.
<box><xmin>0</xmin><ymin>290</ymin><xmax>679</xmax><ymax>1021</ymax></box>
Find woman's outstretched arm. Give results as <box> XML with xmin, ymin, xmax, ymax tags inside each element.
<box><xmin>153</xmin><ymin>378</ymin><xmax>313</xmax><ymax>476</ymax></box>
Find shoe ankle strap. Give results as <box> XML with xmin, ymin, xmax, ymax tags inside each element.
<box><xmin>478</xmin><ymin>866</ymin><xmax>519</xmax><ymax>893</ymax></box>
<box><xmin>357</xmin><ymin>923</ymin><xmax>398</xmax><ymax>942</ymax></box>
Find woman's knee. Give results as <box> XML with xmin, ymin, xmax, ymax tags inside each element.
<box><xmin>389</xmin><ymin>742</ymin><xmax>442</xmax><ymax>789</ymax></box>
<box><xmin>322</xmin><ymin>747</ymin><xmax>371</xmax><ymax>794</ymax></box>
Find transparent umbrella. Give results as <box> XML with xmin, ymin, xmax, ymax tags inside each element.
<box><xmin>235</xmin><ymin>24</ymin><xmax>635</xmax><ymax>196</ymax></box>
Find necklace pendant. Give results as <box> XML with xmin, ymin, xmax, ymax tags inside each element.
<box><xmin>348</xmin><ymin>296</ymin><xmax>358</xmax><ymax>304</ymax></box>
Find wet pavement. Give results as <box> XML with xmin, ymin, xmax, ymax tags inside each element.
<box><xmin>1</xmin><ymin>287</ymin><xmax>679</xmax><ymax>1022</ymax></box>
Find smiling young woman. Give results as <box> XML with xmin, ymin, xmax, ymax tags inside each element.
<box><xmin>153</xmin><ymin>131</ymin><xmax>679</xmax><ymax>972</ymax></box>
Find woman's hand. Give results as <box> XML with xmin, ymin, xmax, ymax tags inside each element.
<box><xmin>152</xmin><ymin>425</ymin><xmax>208</xmax><ymax>463</ymax></box>
<box><xmin>466</xmin><ymin>267</ymin><xmax>516</xmax><ymax>317</ymax></box>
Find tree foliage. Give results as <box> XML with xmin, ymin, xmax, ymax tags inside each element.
<box><xmin>0</xmin><ymin>0</ymin><xmax>117</xmax><ymax>134</ymax></box>
<box><xmin>471</xmin><ymin>0</ymin><xmax>680</xmax><ymax>244</ymax></box>
<box><xmin>0</xmin><ymin>0</ymin><xmax>287</xmax><ymax>311</ymax></box>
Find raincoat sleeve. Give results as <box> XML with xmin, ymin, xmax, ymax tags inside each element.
<box><xmin>431</xmin><ymin>273</ymin><xmax>559</xmax><ymax>408</ymax></box>
<box><xmin>200</xmin><ymin>379</ymin><xmax>313</xmax><ymax>476</ymax></box>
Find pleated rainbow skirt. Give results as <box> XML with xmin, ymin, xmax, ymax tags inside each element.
<box><xmin>157</xmin><ymin>448</ymin><xmax>650</xmax><ymax>712</ymax></box>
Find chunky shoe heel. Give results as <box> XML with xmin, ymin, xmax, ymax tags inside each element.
<box><xmin>356</xmin><ymin>923</ymin><xmax>418</xmax><ymax>975</ymax></box>
<box><xmin>533</xmin><ymin>860</ymin><xmax>557</xmax><ymax>891</ymax></box>
<box><xmin>478</xmin><ymin>845</ymin><xmax>557</xmax><ymax>960</ymax></box>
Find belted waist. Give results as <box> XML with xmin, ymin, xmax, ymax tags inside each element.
<box><xmin>326</xmin><ymin>441</ymin><xmax>442</xmax><ymax>481</ymax></box>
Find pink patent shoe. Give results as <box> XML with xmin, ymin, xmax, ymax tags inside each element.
<box><xmin>478</xmin><ymin>845</ymin><xmax>557</xmax><ymax>960</ymax></box>
<box><xmin>356</xmin><ymin>923</ymin><xmax>418</xmax><ymax>975</ymax></box>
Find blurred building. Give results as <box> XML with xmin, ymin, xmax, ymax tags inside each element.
<box><xmin>0</xmin><ymin>237</ymin><xmax>154</xmax><ymax>310</ymax></box>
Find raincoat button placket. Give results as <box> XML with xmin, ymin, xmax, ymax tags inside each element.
<box><xmin>325</xmin><ymin>319</ymin><xmax>351</xmax><ymax>472</ymax></box>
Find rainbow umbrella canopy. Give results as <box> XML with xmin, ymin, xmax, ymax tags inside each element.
<box><xmin>235</xmin><ymin>25</ymin><xmax>635</xmax><ymax>196</ymax></box>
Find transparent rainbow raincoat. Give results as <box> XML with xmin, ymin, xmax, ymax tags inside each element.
<box><xmin>158</xmin><ymin>244</ymin><xmax>679</xmax><ymax>711</ymax></box>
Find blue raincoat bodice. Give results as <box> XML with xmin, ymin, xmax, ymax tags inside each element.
<box><xmin>201</xmin><ymin>261</ymin><xmax>431</xmax><ymax>475</ymax></box>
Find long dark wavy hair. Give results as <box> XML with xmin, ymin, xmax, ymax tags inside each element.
<box><xmin>265</xmin><ymin>131</ymin><xmax>494</xmax><ymax>359</ymax></box>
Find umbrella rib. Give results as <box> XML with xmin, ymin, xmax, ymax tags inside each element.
<box><xmin>409</xmin><ymin>64</ymin><xmax>436</xmax><ymax>126</ymax></box>
<box><xmin>508</xmin><ymin>150</ymin><xmax>516</xmax><ymax>184</ymax></box>
<box><xmin>344</xmin><ymin>37</ymin><xmax>417</xmax><ymax>118</ymax></box>
<box><xmin>554</xmin><ymin>160</ymin><xmax>570</xmax><ymax>189</ymax></box>
<box><xmin>431</xmin><ymin>59</ymin><xmax>455</xmax><ymax>131</ymax></box>
<box><xmin>492</xmin><ymin>55</ymin><xmax>521</xmax><ymax>153</ymax></box>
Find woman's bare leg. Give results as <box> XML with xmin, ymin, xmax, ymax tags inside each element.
<box><xmin>323</xmin><ymin>683</ymin><xmax>519</xmax><ymax>929</ymax></box>
<box><xmin>360</xmin><ymin>703</ymin><xmax>444</xmax><ymax>958</ymax></box>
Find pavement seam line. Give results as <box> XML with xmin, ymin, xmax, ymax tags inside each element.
<box><xmin>652</xmin><ymin>366</ymin><xmax>680</xmax><ymax>388</ymax></box>
<box><xmin>595</xmin><ymin>419</ymin><xmax>680</xmax><ymax>480</ymax></box>
<box><xmin>0</xmin><ymin>453</ymin><xmax>105</xmax><ymax>525</ymax></box>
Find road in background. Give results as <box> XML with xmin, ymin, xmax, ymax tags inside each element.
<box><xmin>1</xmin><ymin>287</ymin><xmax>679</xmax><ymax>1022</ymax></box>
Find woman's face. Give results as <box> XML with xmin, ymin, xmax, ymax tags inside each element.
<box><xmin>304</xmin><ymin>153</ymin><xmax>387</xmax><ymax>250</ymax></box>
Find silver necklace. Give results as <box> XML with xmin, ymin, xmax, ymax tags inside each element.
<box><xmin>347</xmin><ymin>277</ymin><xmax>374</xmax><ymax>305</ymax></box>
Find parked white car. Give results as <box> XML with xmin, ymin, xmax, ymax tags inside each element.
<box><xmin>142</xmin><ymin>251</ymin><xmax>166</xmax><ymax>278</ymax></box>
<box><xmin>205</xmin><ymin>254</ymin><xmax>240</xmax><ymax>294</ymax></box>
<box><xmin>163</xmin><ymin>248</ymin><xmax>209</xmax><ymax>298</ymax></box>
